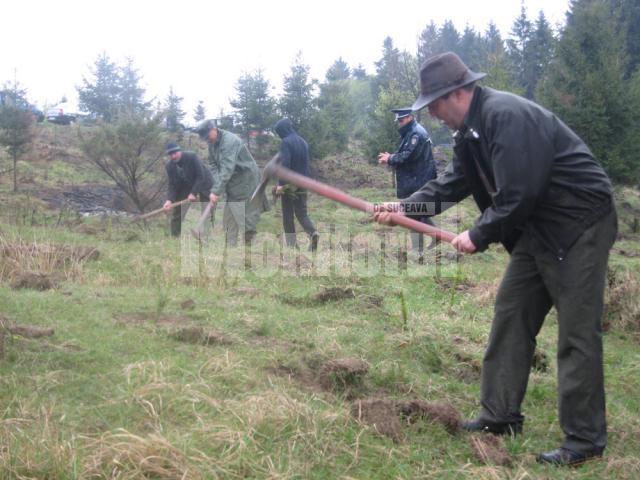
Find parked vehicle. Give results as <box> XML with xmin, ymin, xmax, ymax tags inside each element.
<box><xmin>46</xmin><ymin>101</ymin><xmax>85</xmax><ymax>125</ymax></box>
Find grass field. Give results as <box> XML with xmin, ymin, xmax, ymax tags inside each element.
<box><xmin>1</xmin><ymin>141</ymin><xmax>639</xmax><ymax>478</ymax></box>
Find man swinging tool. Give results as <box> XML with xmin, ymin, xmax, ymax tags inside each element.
<box><xmin>374</xmin><ymin>52</ymin><xmax>616</xmax><ymax>467</ymax></box>
<box><xmin>162</xmin><ymin>142</ymin><xmax>214</xmax><ymax>237</ymax></box>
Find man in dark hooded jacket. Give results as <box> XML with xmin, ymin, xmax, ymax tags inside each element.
<box><xmin>273</xmin><ymin>118</ymin><xmax>319</xmax><ymax>251</ymax></box>
<box><xmin>378</xmin><ymin>108</ymin><xmax>437</xmax><ymax>254</ymax></box>
<box><xmin>163</xmin><ymin>142</ymin><xmax>214</xmax><ymax>237</ymax></box>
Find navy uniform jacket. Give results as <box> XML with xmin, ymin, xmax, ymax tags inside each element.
<box><xmin>389</xmin><ymin>119</ymin><xmax>436</xmax><ymax>198</ymax></box>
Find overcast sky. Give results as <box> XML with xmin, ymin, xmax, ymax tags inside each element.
<box><xmin>2</xmin><ymin>0</ymin><xmax>569</xmax><ymax>123</ymax></box>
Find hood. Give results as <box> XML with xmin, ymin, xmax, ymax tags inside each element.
<box><xmin>274</xmin><ymin>118</ymin><xmax>295</xmax><ymax>139</ymax></box>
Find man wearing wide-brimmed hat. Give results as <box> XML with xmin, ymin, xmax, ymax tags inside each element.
<box><xmin>374</xmin><ymin>52</ymin><xmax>617</xmax><ymax>467</ymax></box>
<box><xmin>163</xmin><ymin>142</ymin><xmax>214</xmax><ymax>237</ymax></box>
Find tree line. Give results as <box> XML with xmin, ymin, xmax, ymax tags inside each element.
<box><xmin>1</xmin><ymin>0</ymin><xmax>639</xmax><ymax>204</ymax></box>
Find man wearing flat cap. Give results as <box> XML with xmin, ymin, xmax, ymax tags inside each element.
<box><xmin>378</xmin><ymin>107</ymin><xmax>437</xmax><ymax>255</ymax></box>
<box><xmin>374</xmin><ymin>52</ymin><xmax>616</xmax><ymax>466</ymax></box>
<box><xmin>194</xmin><ymin>119</ymin><xmax>268</xmax><ymax>246</ymax></box>
<box><xmin>163</xmin><ymin>142</ymin><xmax>214</xmax><ymax>237</ymax></box>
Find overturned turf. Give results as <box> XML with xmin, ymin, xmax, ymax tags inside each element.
<box><xmin>352</xmin><ymin>397</ymin><xmax>463</xmax><ymax>442</ymax></box>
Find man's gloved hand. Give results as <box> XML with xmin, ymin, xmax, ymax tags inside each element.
<box><xmin>163</xmin><ymin>200</ymin><xmax>172</xmax><ymax>210</ymax></box>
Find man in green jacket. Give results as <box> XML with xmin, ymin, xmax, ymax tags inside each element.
<box><xmin>194</xmin><ymin>119</ymin><xmax>267</xmax><ymax>246</ymax></box>
<box><xmin>374</xmin><ymin>52</ymin><xmax>616</xmax><ymax>467</ymax></box>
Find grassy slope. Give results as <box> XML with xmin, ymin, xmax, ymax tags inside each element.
<box><xmin>0</xmin><ymin>125</ymin><xmax>639</xmax><ymax>479</ymax></box>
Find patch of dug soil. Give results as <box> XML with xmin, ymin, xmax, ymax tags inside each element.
<box><xmin>10</xmin><ymin>271</ymin><xmax>59</xmax><ymax>290</ymax></box>
<box><xmin>398</xmin><ymin>399</ymin><xmax>462</xmax><ymax>433</ymax></box>
<box><xmin>351</xmin><ymin>398</ymin><xmax>405</xmax><ymax>443</ymax></box>
<box><xmin>435</xmin><ymin>277</ymin><xmax>475</xmax><ymax>292</ymax></box>
<box><xmin>532</xmin><ymin>348</ymin><xmax>549</xmax><ymax>372</ymax></box>
<box><xmin>113</xmin><ymin>313</ymin><xmax>191</xmax><ymax>325</ymax></box>
<box><xmin>604</xmin><ymin>268</ymin><xmax>640</xmax><ymax>335</ymax></box>
<box><xmin>319</xmin><ymin>357</ymin><xmax>370</xmax><ymax>392</ymax></box>
<box><xmin>351</xmin><ymin>397</ymin><xmax>463</xmax><ymax>442</ymax></box>
<box><xmin>231</xmin><ymin>286</ymin><xmax>262</xmax><ymax>297</ymax></box>
<box><xmin>268</xmin><ymin>355</ymin><xmax>371</xmax><ymax>397</ymax></box>
<box><xmin>469</xmin><ymin>434</ymin><xmax>512</xmax><ymax>466</ymax></box>
<box><xmin>180</xmin><ymin>299</ymin><xmax>196</xmax><ymax>310</ymax></box>
<box><xmin>452</xmin><ymin>351</ymin><xmax>482</xmax><ymax>382</ymax></box>
<box><xmin>169</xmin><ymin>326</ymin><xmax>231</xmax><ymax>346</ymax></box>
<box><xmin>313</xmin><ymin>152</ymin><xmax>389</xmax><ymax>191</ymax></box>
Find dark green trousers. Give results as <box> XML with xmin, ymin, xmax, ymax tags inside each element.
<box><xmin>479</xmin><ymin>208</ymin><xmax>617</xmax><ymax>454</ymax></box>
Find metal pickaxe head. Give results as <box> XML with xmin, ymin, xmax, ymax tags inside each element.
<box><xmin>250</xmin><ymin>153</ymin><xmax>282</xmax><ymax>203</ymax></box>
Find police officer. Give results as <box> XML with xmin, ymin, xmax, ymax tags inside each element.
<box><xmin>378</xmin><ymin>108</ymin><xmax>437</xmax><ymax>255</ymax></box>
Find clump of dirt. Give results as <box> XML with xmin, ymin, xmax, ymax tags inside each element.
<box><xmin>604</xmin><ymin>268</ymin><xmax>640</xmax><ymax>335</ymax></box>
<box><xmin>398</xmin><ymin>399</ymin><xmax>462</xmax><ymax>433</ymax></box>
<box><xmin>351</xmin><ymin>396</ymin><xmax>463</xmax><ymax>442</ymax></box>
<box><xmin>452</xmin><ymin>351</ymin><xmax>482</xmax><ymax>382</ymax></box>
<box><xmin>532</xmin><ymin>348</ymin><xmax>549</xmax><ymax>372</ymax></box>
<box><xmin>10</xmin><ymin>271</ymin><xmax>59</xmax><ymax>290</ymax></box>
<box><xmin>614</xmin><ymin>247</ymin><xmax>640</xmax><ymax>258</ymax></box>
<box><xmin>113</xmin><ymin>313</ymin><xmax>191</xmax><ymax>325</ymax></box>
<box><xmin>75</xmin><ymin>224</ymin><xmax>100</xmax><ymax>235</ymax></box>
<box><xmin>5</xmin><ymin>324</ymin><xmax>55</xmax><ymax>338</ymax></box>
<box><xmin>435</xmin><ymin>277</ymin><xmax>475</xmax><ymax>292</ymax></box>
<box><xmin>268</xmin><ymin>354</ymin><xmax>370</xmax><ymax>397</ymax></box>
<box><xmin>469</xmin><ymin>434</ymin><xmax>512</xmax><ymax>466</ymax></box>
<box><xmin>180</xmin><ymin>299</ymin><xmax>196</xmax><ymax>310</ymax></box>
<box><xmin>169</xmin><ymin>326</ymin><xmax>231</xmax><ymax>346</ymax></box>
<box><xmin>278</xmin><ymin>286</ymin><xmax>383</xmax><ymax>311</ymax></box>
<box><xmin>351</xmin><ymin>398</ymin><xmax>405</xmax><ymax>443</ymax></box>
<box><xmin>314</xmin><ymin>287</ymin><xmax>356</xmax><ymax>303</ymax></box>
<box><xmin>319</xmin><ymin>357</ymin><xmax>370</xmax><ymax>392</ymax></box>
<box><xmin>231</xmin><ymin>287</ymin><xmax>262</xmax><ymax>297</ymax></box>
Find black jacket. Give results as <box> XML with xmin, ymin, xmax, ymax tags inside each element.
<box><xmin>390</xmin><ymin>119</ymin><xmax>436</xmax><ymax>198</ymax></box>
<box><xmin>274</xmin><ymin>119</ymin><xmax>311</xmax><ymax>186</ymax></box>
<box><xmin>166</xmin><ymin>151</ymin><xmax>213</xmax><ymax>202</ymax></box>
<box><xmin>405</xmin><ymin>87</ymin><xmax>614</xmax><ymax>259</ymax></box>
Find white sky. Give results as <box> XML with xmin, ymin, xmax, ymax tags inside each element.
<box><xmin>2</xmin><ymin>0</ymin><xmax>569</xmax><ymax>123</ymax></box>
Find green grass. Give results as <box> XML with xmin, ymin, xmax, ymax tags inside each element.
<box><xmin>0</xmin><ymin>186</ymin><xmax>639</xmax><ymax>479</ymax></box>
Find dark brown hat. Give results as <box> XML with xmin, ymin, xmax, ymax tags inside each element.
<box><xmin>412</xmin><ymin>52</ymin><xmax>486</xmax><ymax>112</ymax></box>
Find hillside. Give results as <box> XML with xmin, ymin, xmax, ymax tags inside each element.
<box><xmin>0</xmin><ymin>122</ymin><xmax>639</xmax><ymax>479</ymax></box>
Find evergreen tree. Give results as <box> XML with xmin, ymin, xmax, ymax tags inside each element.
<box><xmin>507</xmin><ymin>4</ymin><xmax>535</xmax><ymax>97</ymax></box>
<box><xmin>325</xmin><ymin>57</ymin><xmax>351</xmax><ymax>81</ymax></box>
<box><xmin>164</xmin><ymin>87</ymin><xmax>185</xmax><ymax>132</ymax></box>
<box><xmin>352</xmin><ymin>64</ymin><xmax>368</xmax><ymax>80</ymax></box>
<box><xmin>280</xmin><ymin>53</ymin><xmax>316</xmax><ymax>132</ymax></box>
<box><xmin>78</xmin><ymin>110</ymin><xmax>166</xmax><ymax>212</ymax></box>
<box><xmin>230</xmin><ymin>69</ymin><xmax>277</xmax><ymax>139</ymax></box>
<box><xmin>437</xmin><ymin>21</ymin><xmax>461</xmax><ymax>55</ymax></box>
<box><xmin>78</xmin><ymin>52</ymin><xmax>120</xmax><ymax>121</ymax></box>
<box><xmin>375</xmin><ymin>37</ymin><xmax>401</xmax><ymax>91</ymax></box>
<box><xmin>418</xmin><ymin>21</ymin><xmax>439</xmax><ymax>64</ymax></box>
<box><xmin>78</xmin><ymin>54</ymin><xmax>150</xmax><ymax>121</ymax></box>
<box><xmin>193</xmin><ymin>100</ymin><xmax>206</xmax><ymax>123</ymax></box>
<box><xmin>0</xmin><ymin>80</ymin><xmax>35</xmax><ymax>192</ymax></box>
<box><xmin>459</xmin><ymin>25</ymin><xmax>483</xmax><ymax>70</ymax></box>
<box><xmin>316</xmin><ymin>79</ymin><xmax>351</xmax><ymax>153</ymax></box>
<box><xmin>539</xmin><ymin>0</ymin><xmax>633</xmax><ymax>181</ymax></box>
<box><xmin>529</xmin><ymin>11</ymin><xmax>556</xmax><ymax>98</ymax></box>
<box><xmin>118</xmin><ymin>57</ymin><xmax>151</xmax><ymax>114</ymax></box>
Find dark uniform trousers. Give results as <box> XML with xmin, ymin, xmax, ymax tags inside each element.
<box><xmin>480</xmin><ymin>208</ymin><xmax>617</xmax><ymax>454</ymax></box>
<box><xmin>170</xmin><ymin>192</ymin><xmax>213</xmax><ymax>237</ymax></box>
<box><xmin>281</xmin><ymin>187</ymin><xmax>317</xmax><ymax>247</ymax></box>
